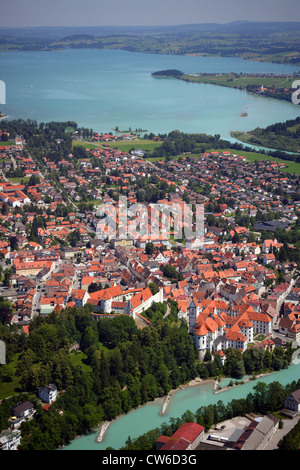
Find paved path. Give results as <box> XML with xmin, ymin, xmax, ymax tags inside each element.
<box><xmin>264</xmin><ymin>416</ymin><xmax>300</xmax><ymax>450</ymax></box>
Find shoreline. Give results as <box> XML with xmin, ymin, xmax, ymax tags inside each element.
<box><xmin>96</xmin><ymin>421</ymin><xmax>111</xmax><ymax>442</ymax></box>
<box><xmin>0</xmin><ymin>47</ymin><xmax>298</xmax><ymax>68</ymax></box>
<box><xmin>153</xmin><ymin>71</ymin><xmax>299</xmax><ymax>107</ymax></box>
<box><xmin>214</xmin><ymin>371</ymin><xmax>273</xmax><ymax>394</ymax></box>
<box><xmin>230</xmin><ymin>130</ymin><xmax>300</xmax><ymax>155</ymax></box>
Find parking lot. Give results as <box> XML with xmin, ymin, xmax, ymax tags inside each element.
<box><xmin>201</xmin><ymin>416</ymin><xmax>252</xmax><ymax>447</ymax></box>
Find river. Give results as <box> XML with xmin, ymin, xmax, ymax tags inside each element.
<box><xmin>64</xmin><ymin>362</ymin><xmax>300</xmax><ymax>450</ymax></box>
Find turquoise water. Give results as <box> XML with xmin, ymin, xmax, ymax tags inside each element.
<box><xmin>65</xmin><ymin>362</ymin><xmax>300</xmax><ymax>450</ymax></box>
<box><xmin>0</xmin><ymin>49</ymin><xmax>299</xmax><ymax>139</ymax></box>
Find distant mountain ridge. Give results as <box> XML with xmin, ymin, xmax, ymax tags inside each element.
<box><xmin>0</xmin><ymin>22</ymin><xmax>299</xmax><ymax>65</ymax></box>
<box><xmin>1</xmin><ymin>21</ymin><xmax>300</xmax><ymax>38</ymax></box>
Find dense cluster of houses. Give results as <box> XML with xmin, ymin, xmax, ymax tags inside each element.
<box><xmin>0</xmin><ymin>128</ymin><xmax>300</xmax><ymax>452</ymax></box>
<box><xmin>4</xmin><ymin>230</ymin><xmax>299</xmax><ymax>356</ymax></box>
<box><xmin>0</xmin><ymin>132</ymin><xmax>299</xmax><ymax>356</ymax></box>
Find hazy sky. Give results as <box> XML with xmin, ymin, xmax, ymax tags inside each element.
<box><xmin>1</xmin><ymin>0</ymin><xmax>299</xmax><ymax>27</ymax></box>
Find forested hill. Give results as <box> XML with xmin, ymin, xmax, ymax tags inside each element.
<box><xmin>0</xmin><ymin>22</ymin><xmax>300</xmax><ymax>64</ymax></box>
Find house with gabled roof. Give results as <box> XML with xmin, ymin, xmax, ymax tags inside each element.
<box><xmin>38</xmin><ymin>384</ymin><xmax>57</xmax><ymax>404</ymax></box>
<box><xmin>156</xmin><ymin>422</ymin><xmax>205</xmax><ymax>450</ymax></box>
<box><xmin>283</xmin><ymin>389</ymin><xmax>300</xmax><ymax>418</ymax></box>
<box><xmin>124</xmin><ymin>286</ymin><xmax>163</xmax><ymax>318</ymax></box>
<box><xmin>262</xmin><ymin>239</ymin><xmax>283</xmax><ymax>254</ymax></box>
<box><xmin>193</xmin><ymin>311</ymin><xmax>226</xmax><ymax>357</ymax></box>
<box><xmin>88</xmin><ymin>284</ymin><xmax>123</xmax><ymax>313</ymax></box>
<box><xmin>190</xmin><ymin>291</ymin><xmax>272</xmax><ymax>358</ymax></box>
<box><xmin>40</xmin><ymin>296</ymin><xmax>65</xmax><ymax>315</ymax></box>
<box><xmin>225</xmin><ymin>327</ymin><xmax>248</xmax><ymax>352</ymax></box>
<box><xmin>75</xmin><ymin>288</ymin><xmax>90</xmax><ymax>308</ymax></box>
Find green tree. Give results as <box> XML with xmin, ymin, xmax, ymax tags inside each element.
<box><xmin>0</xmin><ymin>296</ymin><xmax>13</xmax><ymax>323</ymax></box>
<box><xmin>266</xmin><ymin>381</ymin><xmax>286</xmax><ymax>411</ymax></box>
<box><xmin>156</xmin><ymin>363</ymin><xmax>172</xmax><ymax>394</ymax></box>
<box><xmin>145</xmin><ymin>242</ymin><xmax>154</xmax><ymax>255</ymax></box>
<box><xmin>148</xmin><ymin>282</ymin><xmax>158</xmax><ymax>295</ymax></box>
<box><xmin>3</xmin><ymin>269</ymin><xmax>12</xmax><ymax>288</ymax></box>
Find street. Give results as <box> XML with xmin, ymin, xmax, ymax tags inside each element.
<box><xmin>264</xmin><ymin>416</ymin><xmax>300</xmax><ymax>450</ymax></box>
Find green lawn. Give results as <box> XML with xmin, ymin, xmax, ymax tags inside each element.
<box><xmin>8</xmin><ymin>177</ymin><xmax>30</xmax><ymax>184</ymax></box>
<box><xmin>72</xmin><ymin>140</ymin><xmax>103</xmax><ymax>150</ymax></box>
<box><xmin>181</xmin><ymin>73</ymin><xmax>296</xmax><ymax>89</ymax></box>
<box><xmin>288</xmin><ymin>123</ymin><xmax>300</xmax><ymax>133</ymax></box>
<box><xmin>0</xmin><ymin>140</ymin><xmax>15</xmax><ymax>146</ymax></box>
<box><xmin>69</xmin><ymin>345</ymin><xmax>109</xmax><ymax>371</ymax></box>
<box><xmin>0</xmin><ymin>375</ymin><xmax>22</xmax><ymax>400</ymax></box>
<box><xmin>73</xmin><ymin>138</ymin><xmax>163</xmax><ymax>153</ymax></box>
<box><xmin>0</xmin><ymin>353</ymin><xmax>22</xmax><ymax>400</ymax></box>
<box><xmin>69</xmin><ymin>350</ymin><xmax>92</xmax><ymax>372</ymax></box>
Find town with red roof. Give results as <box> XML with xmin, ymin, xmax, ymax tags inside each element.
<box><xmin>0</xmin><ymin>119</ymin><xmax>299</xmax><ymax>452</ymax></box>
<box><xmin>0</xmin><ymin>123</ymin><xmax>299</xmax><ymax>358</ymax></box>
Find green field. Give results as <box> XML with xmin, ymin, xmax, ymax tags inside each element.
<box><xmin>72</xmin><ymin>138</ymin><xmax>163</xmax><ymax>153</ymax></box>
<box><xmin>72</xmin><ymin>140</ymin><xmax>104</xmax><ymax>150</ymax></box>
<box><xmin>288</xmin><ymin>123</ymin><xmax>300</xmax><ymax>133</ymax></box>
<box><xmin>0</xmin><ymin>140</ymin><xmax>15</xmax><ymax>147</ymax></box>
<box><xmin>8</xmin><ymin>177</ymin><xmax>30</xmax><ymax>184</ymax></box>
<box><xmin>181</xmin><ymin>73</ymin><xmax>296</xmax><ymax>89</ymax></box>
<box><xmin>69</xmin><ymin>351</ymin><xmax>92</xmax><ymax>372</ymax></box>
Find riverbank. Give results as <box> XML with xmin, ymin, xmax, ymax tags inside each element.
<box><xmin>96</xmin><ymin>421</ymin><xmax>111</xmax><ymax>442</ymax></box>
<box><xmin>214</xmin><ymin>371</ymin><xmax>274</xmax><ymax>394</ymax></box>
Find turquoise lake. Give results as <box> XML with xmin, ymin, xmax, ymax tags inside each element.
<box><xmin>0</xmin><ymin>48</ymin><xmax>299</xmax><ymax>140</ymax></box>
